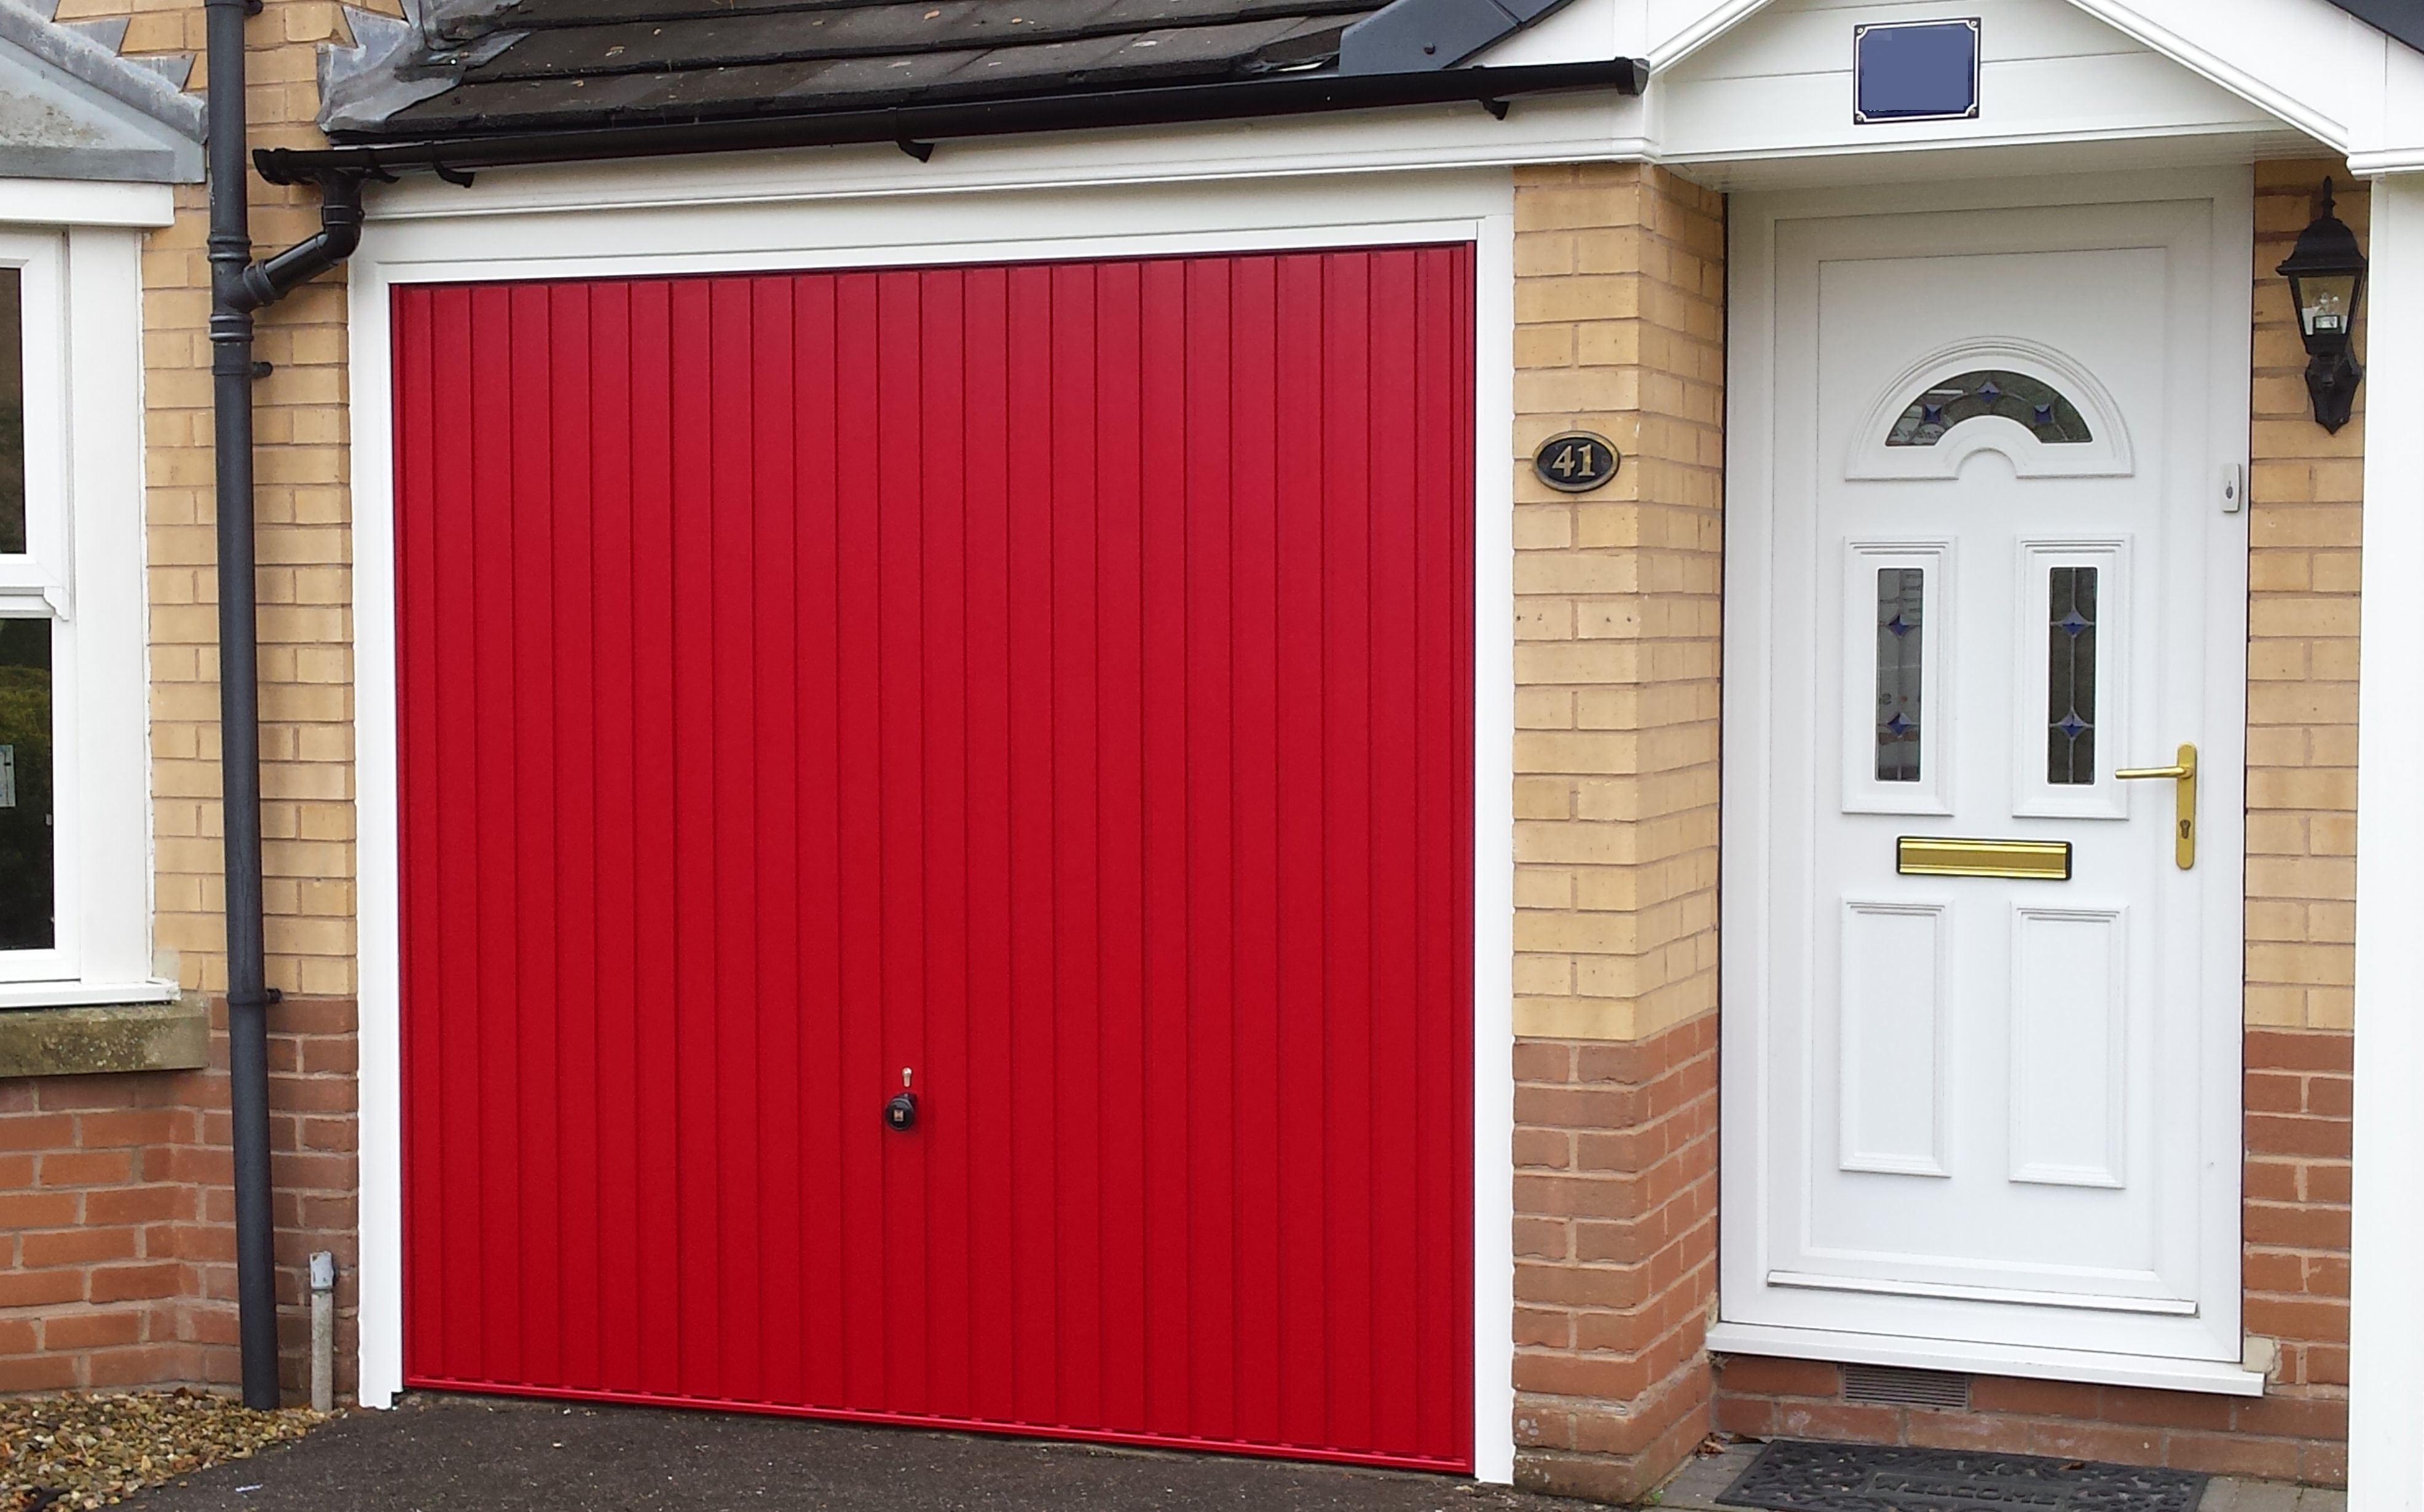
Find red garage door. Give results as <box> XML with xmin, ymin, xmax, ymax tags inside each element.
<box><xmin>392</xmin><ymin>247</ymin><xmax>1475</xmax><ymax>1470</ymax></box>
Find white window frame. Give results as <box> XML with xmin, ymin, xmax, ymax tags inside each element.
<box><xmin>0</xmin><ymin>222</ymin><xmax>165</xmax><ymax>1006</ymax></box>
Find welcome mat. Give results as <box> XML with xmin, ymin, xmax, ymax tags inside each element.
<box><xmin>1717</xmin><ymin>1439</ymin><xmax>2208</xmax><ymax>1511</ymax></box>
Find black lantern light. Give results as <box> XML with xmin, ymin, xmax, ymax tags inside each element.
<box><xmin>2276</xmin><ymin>178</ymin><xmax>2368</xmax><ymax>433</ymax></box>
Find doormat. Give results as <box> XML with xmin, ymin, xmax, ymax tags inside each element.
<box><xmin>1717</xmin><ymin>1439</ymin><xmax>2208</xmax><ymax>1511</ymax></box>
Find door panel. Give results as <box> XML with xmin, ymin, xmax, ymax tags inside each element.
<box><xmin>1723</xmin><ymin>195</ymin><xmax>2248</xmax><ymax>1366</ymax></box>
<box><xmin>392</xmin><ymin>248</ymin><xmax>1476</xmax><ymax>1468</ymax></box>
<box><xmin>2009</xmin><ymin>904</ymin><xmax>2127</xmax><ymax>1189</ymax></box>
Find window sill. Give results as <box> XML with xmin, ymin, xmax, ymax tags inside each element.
<box><xmin>0</xmin><ymin>994</ymin><xmax>208</xmax><ymax>1079</ymax></box>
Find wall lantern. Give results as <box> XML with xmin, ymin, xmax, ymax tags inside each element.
<box><xmin>2276</xmin><ymin>178</ymin><xmax>2367</xmax><ymax>433</ymax></box>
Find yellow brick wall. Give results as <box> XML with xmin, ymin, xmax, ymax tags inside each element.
<box><xmin>1509</xmin><ymin>163</ymin><xmax>1726</xmax><ymax>1044</ymax></box>
<box><xmin>2248</xmin><ymin>161</ymin><xmax>2363</xmax><ymax>1034</ymax></box>
<box><xmin>60</xmin><ymin>0</ymin><xmax>384</xmax><ymax>998</ymax></box>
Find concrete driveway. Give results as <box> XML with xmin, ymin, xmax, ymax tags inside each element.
<box><xmin>119</xmin><ymin>1394</ymin><xmax>1610</xmax><ymax>1512</ymax></box>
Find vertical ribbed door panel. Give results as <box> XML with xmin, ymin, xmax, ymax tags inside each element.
<box><xmin>393</xmin><ymin>246</ymin><xmax>1476</xmax><ymax>1470</ymax></box>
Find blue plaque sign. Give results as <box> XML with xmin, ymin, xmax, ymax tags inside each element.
<box><xmin>1854</xmin><ymin>18</ymin><xmax>1981</xmax><ymax>124</ymax></box>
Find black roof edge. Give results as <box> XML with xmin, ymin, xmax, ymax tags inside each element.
<box><xmin>256</xmin><ymin>56</ymin><xmax>1648</xmax><ymax>185</ymax></box>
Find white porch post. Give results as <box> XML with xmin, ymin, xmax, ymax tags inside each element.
<box><xmin>2351</xmin><ymin>168</ymin><xmax>2424</xmax><ymax>1512</ymax></box>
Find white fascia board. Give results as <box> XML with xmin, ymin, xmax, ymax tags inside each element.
<box><xmin>2386</xmin><ymin>42</ymin><xmax>2424</xmax><ymax>157</ymax></box>
<box><xmin>2058</xmin><ymin>0</ymin><xmax>2371</xmax><ymax>153</ymax></box>
<box><xmin>2351</xmin><ymin>41</ymin><xmax>2424</xmax><ymax>175</ymax></box>
<box><xmin>360</xmin><ymin>96</ymin><xmax>1647</xmax><ymax>222</ymax></box>
<box><xmin>0</xmin><ymin>176</ymin><xmax>173</xmax><ymax>227</ymax></box>
<box><xmin>1647</xmin><ymin>0</ymin><xmax>1774</xmax><ymax>70</ymax></box>
<box><xmin>2019</xmin><ymin>0</ymin><xmax>2424</xmax><ymax>170</ymax></box>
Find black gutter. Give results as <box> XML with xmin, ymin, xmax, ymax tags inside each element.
<box><xmin>206</xmin><ymin>0</ymin><xmax>367</xmax><ymax>1411</ymax></box>
<box><xmin>256</xmin><ymin>55</ymin><xmax>1647</xmax><ymax>183</ymax></box>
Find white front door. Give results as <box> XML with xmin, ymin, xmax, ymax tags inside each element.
<box><xmin>1719</xmin><ymin>182</ymin><xmax>2254</xmax><ymax>1383</ymax></box>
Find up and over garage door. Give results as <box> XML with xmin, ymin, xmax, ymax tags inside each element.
<box><xmin>390</xmin><ymin>246</ymin><xmax>1477</xmax><ymax>1469</ymax></box>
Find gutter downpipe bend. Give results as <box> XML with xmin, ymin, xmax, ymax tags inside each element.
<box><xmin>205</xmin><ymin>0</ymin><xmax>366</xmax><ymax>1412</ymax></box>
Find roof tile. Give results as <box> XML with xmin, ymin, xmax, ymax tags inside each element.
<box><xmin>337</xmin><ymin>0</ymin><xmax>1384</xmax><ymax>138</ymax></box>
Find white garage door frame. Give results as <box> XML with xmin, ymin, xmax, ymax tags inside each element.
<box><xmin>344</xmin><ymin>163</ymin><xmax>1523</xmax><ymax>1480</ymax></box>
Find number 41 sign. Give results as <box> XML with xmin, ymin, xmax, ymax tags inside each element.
<box><xmin>1531</xmin><ymin>430</ymin><xmax>1622</xmax><ymax>493</ymax></box>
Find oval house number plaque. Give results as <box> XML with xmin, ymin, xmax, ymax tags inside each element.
<box><xmin>1532</xmin><ymin>430</ymin><xmax>1621</xmax><ymax>493</ymax></box>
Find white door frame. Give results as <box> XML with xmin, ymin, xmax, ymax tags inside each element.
<box><xmin>1711</xmin><ymin>169</ymin><xmax>2265</xmax><ymax>1396</ymax></box>
<box><xmin>342</xmin><ymin>165</ymin><xmax>1522</xmax><ymax>1480</ymax></box>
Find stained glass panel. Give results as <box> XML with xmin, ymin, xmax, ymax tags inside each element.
<box><xmin>0</xmin><ymin>617</ymin><xmax>51</xmax><ymax>951</ymax></box>
<box><xmin>1887</xmin><ymin>368</ymin><xmax>2092</xmax><ymax>448</ymax></box>
<box><xmin>2047</xmin><ymin>566</ymin><xmax>2098</xmax><ymax>786</ymax></box>
<box><xmin>0</xmin><ymin>269</ymin><xmax>20</xmax><ymax>556</ymax></box>
<box><xmin>1876</xmin><ymin>567</ymin><xmax>1924</xmax><ymax>782</ymax></box>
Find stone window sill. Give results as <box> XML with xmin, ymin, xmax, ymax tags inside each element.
<box><xmin>0</xmin><ymin>996</ymin><xmax>210</xmax><ymax>1078</ymax></box>
<box><xmin>0</xmin><ymin>981</ymin><xmax>179</xmax><ymax>1011</ymax></box>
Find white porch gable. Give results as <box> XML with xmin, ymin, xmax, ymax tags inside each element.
<box><xmin>1476</xmin><ymin>0</ymin><xmax>2424</xmax><ymax>173</ymax></box>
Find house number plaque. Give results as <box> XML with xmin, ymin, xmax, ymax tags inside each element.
<box><xmin>1532</xmin><ymin>431</ymin><xmax>1621</xmax><ymax>493</ymax></box>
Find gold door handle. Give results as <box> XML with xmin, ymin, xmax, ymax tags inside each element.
<box><xmin>2115</xmin><ymin>742</ymin><xmax>2196</xmax><ymax>870</ymax></box>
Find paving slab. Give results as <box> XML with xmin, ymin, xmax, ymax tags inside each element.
<box><xmin>118</xmin><ymin>1393</ymin><xmax>1600</xmax><ymax>1512</ymax></box>
<box><xmin>2199</xmin><ymin>1479</ymin><xmax>2347</xmax><ymax>1512</ymax></box>
<box><xmin>1645</xmin><ymin>1443</ymin><xmax>1760</xmax><ymax>1508</ymax></box>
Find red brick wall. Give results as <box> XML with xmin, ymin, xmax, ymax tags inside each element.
<box><xmin>1512</xmin><ymin>1011</ymin><xmax>1718</xmax><ymax>1501</ymax></box>
<box><xmin>0</xmin><ymin>998</ymin><xmax>359</xmax><ymax>1401</ymax></box>
<box><xmin>0</xmin><ymin>1071</ymin><xmax>199</xmax><ymax>1392</ymax></box>
<box><xmin>2241</xmin><ymin>1027</ymin><xmax>2352</xmax><ymax>1396</ymax></box>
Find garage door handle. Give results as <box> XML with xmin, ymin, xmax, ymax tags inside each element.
<box><xmin>885</xmin><ymin>1067</ymin><xmax>918</xmax><ymax>1132</ymax></box>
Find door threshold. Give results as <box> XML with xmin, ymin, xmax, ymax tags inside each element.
<box><xmin>1704</xmin><ymin>1321</ymin><xmax>2266</xmax><ymax>1396</ymax></box>
<box><xmin>1765</xmin><ymin>1269</ymin><xmax>2200</xmax><ymax>1315</ymax></box>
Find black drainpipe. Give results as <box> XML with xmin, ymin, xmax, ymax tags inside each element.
<box><xmin>205</xmin><ymin>0</ymin><xmax>365</xmax><ymax>1411</ymax></box>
